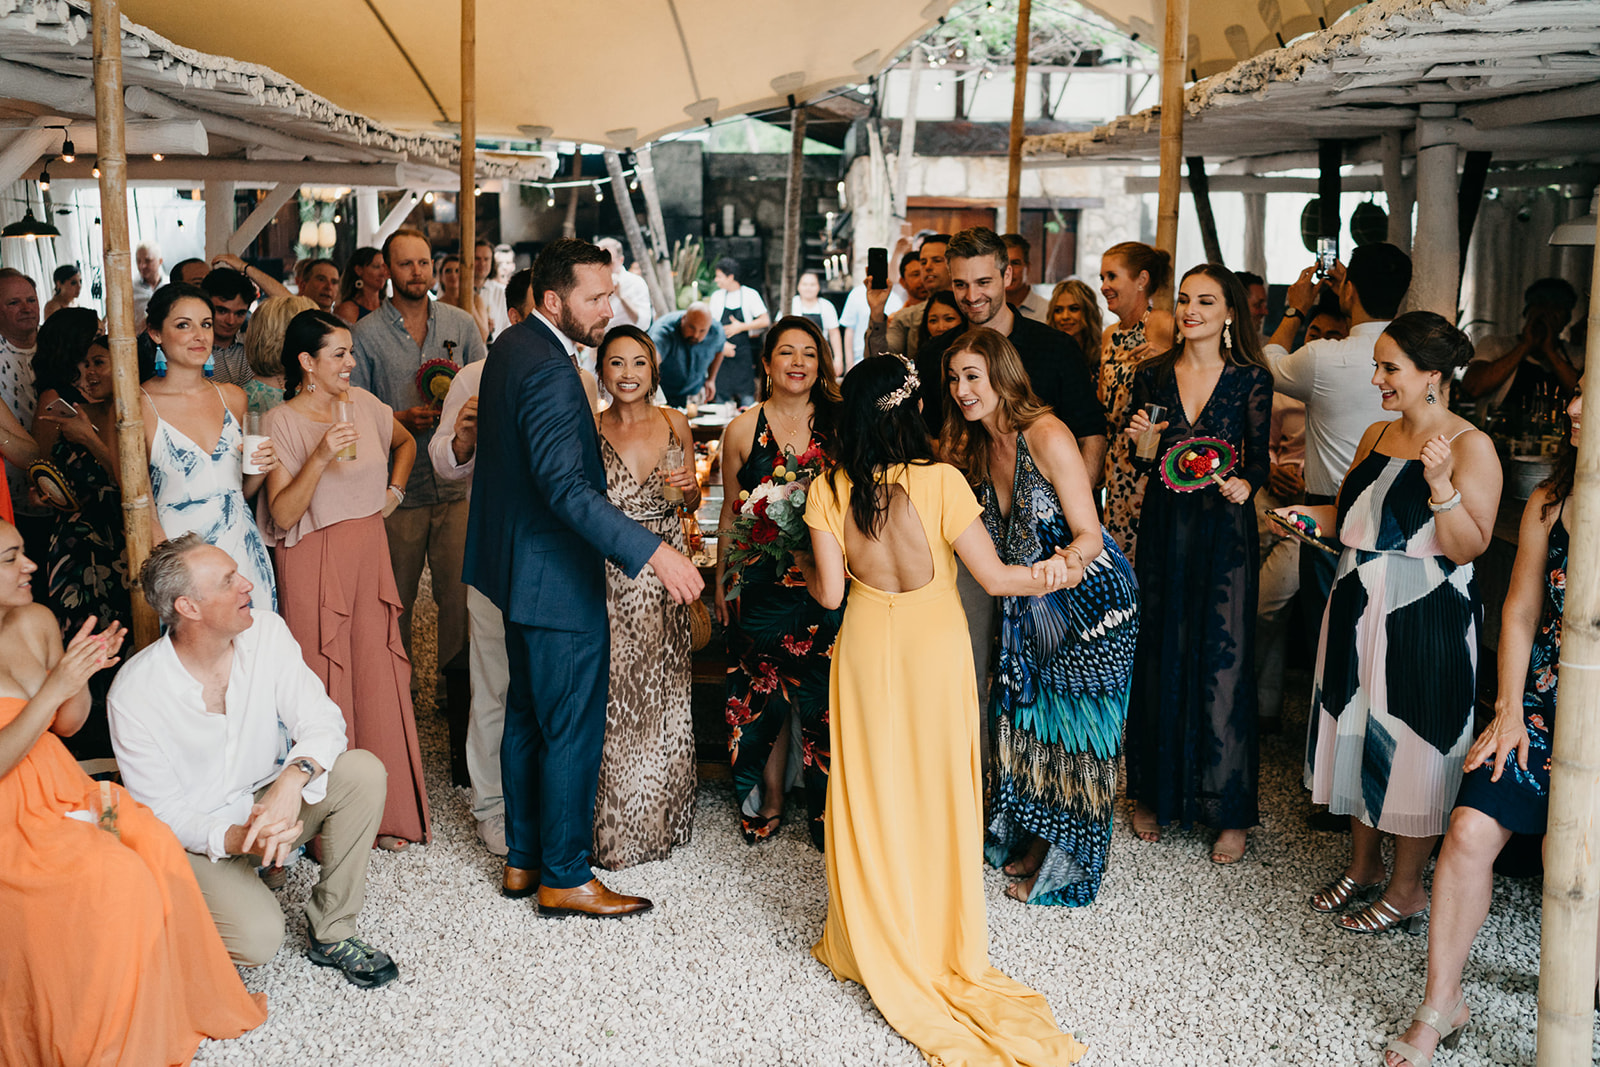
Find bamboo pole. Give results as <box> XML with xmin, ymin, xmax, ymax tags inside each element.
<box><xmin>1004</xmin><ymin>0</ymin><xmax>1032</xmax><ymax>234</ymax></box>
<box><xmin>780</xmin><ymin>107</ymin><xmax>808</xmax><ymax>322</ymax></box>
<box><xmin>1535</xmin><ymin>220</ymin><xmax>1600</xmax><ymax>1066</ymax></box>
<box><xmin>456</xmin><ymin>0</ymin><xmax>475</xmax><ymax>315</ymax></box>
<box><xmin>633</xmin><ymin>145</ymin><xmax>675</xmax><ymax>310</ymax></box>
<box><xmin>91</xmin><ymin>0</ymin><xmax>158</xmax><ymax>648</ymax></box>
<box><xmin>1155</xmin><ymin>0</ymin><xmax>1190</xmax><ymax>307</ymax></box>
<box><xmin>603</xmin><ymin>149</ymin><xmax>670</xmax><ymax>317</ymax></box>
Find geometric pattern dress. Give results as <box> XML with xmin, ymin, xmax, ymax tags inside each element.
<box><xmin>1305</xmin><ymin>430</ymin><xmax>1482</xmax><ymax>838</ymax></box>
<box><xmin>981</xmin><ymin>430</ymin><xmax>1140</xmax><ymax>906</ymax></box>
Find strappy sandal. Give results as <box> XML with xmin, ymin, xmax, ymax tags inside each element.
<box><xmin>1384</xmin><ymin>995</ymin><xmax>1468</xmax><ymax>1067</ymax></box>
<box><xmin>1308</xmin><ymin>874</ymin><xmax>1381</xmax><ymax>913</ymax></box>
<box><xmin>1130</xmin><ymin>806</ymin><xmax>1161</xmax><ymax>843</ymax></box>
<box><xmin>741</xmin><ymin>812</ymin><xmax>782</xmax><ymax>845</ymax></box>
<box><xmin>1338</xmin><ymin>896</ymin><xmax>1427</xmax><ymax>934</ymax></box>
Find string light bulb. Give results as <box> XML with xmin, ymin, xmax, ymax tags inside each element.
<box><xmin>423</xmin><ymin>190</ymin><xmax>435</xmax><ymax>204</ymax></box>
<box><xmin>546</xmin><ymin>192</ymin><xmax>556</xmax><ymax>207</ymax></box>
<box><xmin>151</xmin><ymin>152</ymin><xmax>163</xmax><ymax>161</ymax></box>
<box><xmin>473</xmin><ymin>185</ymin><xmax>482</xmax><ymax>197</ymax></box>
<box><xmin>60</xmin><ymin>137</ymin><xmax>75</xmax><ymax>163</ymax></box>
<box><xmin>92</xmin><ymin>165</ymin><xmax>101</xmax><ymax>178</ymax></box>
<box><xmin>38</xmin><ymin>161</ymin><xmax>51</xmax><ymax>191</ymax></box>
<box><xmin>411</xmin><ymin>192</ymin><xmax>420</xmax><ymax>202</ymax></box>
<box><xmin>593</xmin><ymin>182</ymin><xmax>604</xmax><ymax>203</ymax></box>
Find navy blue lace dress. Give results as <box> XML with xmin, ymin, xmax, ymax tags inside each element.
<box><xmin>980</xmin><ymin>431</ymin><xmax>1139</xmax><ymax>905</ymax></box>
<box><xmin>1125</xmin><ymin>361</ymin><xmax>1273</xmax><ymax>831</ymax></box>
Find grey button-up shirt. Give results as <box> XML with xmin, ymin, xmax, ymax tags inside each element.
<box><xmin>210</xmin><ymin>338</ymin><xmax>252</xmax><ymax>388</ymax></box>
<box><xmin>351</xmin><ymin>297</ymin><xmax>487</xmax><ymax>507</ymax></box>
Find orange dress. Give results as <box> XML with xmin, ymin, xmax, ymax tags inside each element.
<box><xmin>0</xmin><ymin>697</ymin><xmax>267</xmax><ymax>1066</ymax></box>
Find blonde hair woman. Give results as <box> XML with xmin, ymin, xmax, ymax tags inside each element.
<box><xmin>1047</xmin><ymin>280</ymin><xmax>1104</xmax><ymax>375</ymax></box>
<box><xmin>242</xmin><ymin>294</ymin><xmax>317</xmax><ymax>412</ymax></box>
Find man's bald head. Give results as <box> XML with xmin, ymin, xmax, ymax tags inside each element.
<box><xmin>680</xmin><ymin>303</ymin><xmax>713</xmax><ymax>343</ymax></box>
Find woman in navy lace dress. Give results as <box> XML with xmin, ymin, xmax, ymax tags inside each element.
<box><xmin>1123</xmin><ymin>265</ymin><xmax>1273</xmax><ymax>864</ymax></box>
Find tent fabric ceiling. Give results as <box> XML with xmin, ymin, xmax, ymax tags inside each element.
<box><xmin>115</xmin><ymin>0</ymin><xmax>1372</xmax><ymax>147</ymax></box>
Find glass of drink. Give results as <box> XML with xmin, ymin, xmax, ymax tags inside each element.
<box><xmin>242</xmin><ymin>408</ymin><xmax>270</xmax><ymax>475</ymax></box>
<box><xmin>335</xmin><ymin>399</ymin><xmax>357</xmax><ymax>461</ymax></box>
<box><xmin>1135</xmin><ymin>403</ymin><xmax>1167</xmax><ymax>461</ymax></box>
<box><xmin>661</xmin><ymin>442</ymin><xmax>685</xmax><ymax>503</ymax></box>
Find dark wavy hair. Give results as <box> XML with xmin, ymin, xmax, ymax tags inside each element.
<box><xmin>756</xmin><ymin>315</ymin><xmax>841</xmax><ymax>439</ymax></box>
<box><xmin>1381</xmin><ymin>311</ymin><xmax>1474</xmax><ymax>376</ymax></box>
<box><xmin>1141</xmin><ymin>264</ymin><xmax>1270</xmax><ymax>378</ymax></box>
<box><xmin>33</xmin><ymin>307</ymin><xmax>101</xmax><ymax>400</ymax></box>
<box><xmin>828</xmin><ymin>355</ymin><xmax>938</xmax><ymax>537</ymax></box>
<box><xmin>916</xmin><ymin>290</ymin><xmax>967</xmax><ymax>352</ymax></box>
<box><xmin>144</xmin><ymin>282</ymin><xmax>213</xmax><ymax>335</ymax></box>
<box><xmin>339</xmin><ymin>246</ymin><xmax>384</xmax><ymax>303</ymax></box>
<box><xmin>281</xmin><ymin>309</ymin><xmax>353</xmax><ymax>399</ymax></box>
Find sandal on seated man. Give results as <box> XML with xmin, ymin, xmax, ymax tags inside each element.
<box><xmin>108</xmin><ymin>533</ymin><xmax>398</xmax><ymax>989</ymax></box>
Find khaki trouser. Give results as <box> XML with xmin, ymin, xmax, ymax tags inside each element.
<box><xmin>385</xmin><ymin>499</ymin><xmax>470</xmax><ymax>669</ymax></box>
<box><xmin>466</xmin><ymin>585</ymin><xmax>509</xmax><ymax>823</ymax></box>
<box><xmin>186</xmin><ymin>749</ymin><xmax>386</xmax><ymax>966</ymax></box>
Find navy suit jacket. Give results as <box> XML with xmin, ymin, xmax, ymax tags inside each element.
<box><xmin>463</xmin><ymin>315</ymin><xmax>662</xmax><ymax>632</ymax></box>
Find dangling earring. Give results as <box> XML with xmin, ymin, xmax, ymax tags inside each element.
<box><xmin>1224</xmin><ymin>320</ymin><xmax>1234</xmax><ymax>350</ymax></box>
<box><xmin>307</xmin><ymin>379</ymin><xmax>316</xmax><ymax>393</ymax></box>
<box><xmin>203</xmin><ymin>353</ymin><xmax>215</xmax><ymax>379</ymax></box>
<box><xmin>1426</xmin><ymin>381</ymin><xmax>1438</xmax><ymax>405</ymax></box>
<box><xmin>765</xmin><ymin>374</ymin><xmax>773</xmax><ymax>396</ymax></box>
<box><xmin>154</xmin><ymin>348</ymin><xmax>167</xmax><ymax>377</ymax></box>
<box><xmin>355</xmin><ymin>277</ymin><xmax>363</xmax><ymax>291</ymax></box>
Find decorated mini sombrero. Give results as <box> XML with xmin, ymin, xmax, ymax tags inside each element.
<box><xmin>416</xmin><ymin>358</ymin><xmax>458</xmax><ymax>405</ymax></box>
<box><xmin>1160</xmin><ymin>437</ymin><xmax>1236</xmax><ymax>493</ymax></box>
<box><xmin>1267</xmin><ymin>509</ymin><xmax>1340</xmax><ymax>555</ymax></box>
<box><xmin>28</xmin><ymin>459</ymin><xmax>79</xmax><ymax>513</ymax></box>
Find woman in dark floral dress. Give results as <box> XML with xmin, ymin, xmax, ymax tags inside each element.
<box><xmin>1380</xmin><ymin>392</ymin><xmax>1577</xmax><ymax>1067</ymax></box>
<box><xmin>29</xmin><ymin>309</ymin><xmax>131</xmax><ymax>762</ymax></box>
<box><xmin>1123</xmin><ymin>265</ymin><xmax>1273</xmax><ymax>864</ymax></box>
<box><xmin>714</xmin><ymin>317</ymin><xmax>843</xmax><ymax>848</ymax></box>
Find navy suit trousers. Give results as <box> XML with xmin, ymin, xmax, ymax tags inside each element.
<box><xmin>500</xmin><ymin>616</ymin><xmax>609</xmax><ymax>886</ymax></box>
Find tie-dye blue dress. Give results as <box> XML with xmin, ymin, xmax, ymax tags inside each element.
<box><xmin>981</xmin><ymin>430</ymin><xmax>1140</xmax><ymax>906</ymax></box>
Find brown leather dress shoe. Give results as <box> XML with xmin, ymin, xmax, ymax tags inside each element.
<box><xmin>502</xmin><ymin>865</ymin><xmax>538</xmax><ymax>899</ymax></box>
<box><xmin>536</xmin><ymin>878</ymin><xmax>653</xmax><ymax>919</ymax></box>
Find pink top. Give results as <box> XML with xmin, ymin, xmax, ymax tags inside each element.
<box><xmin>258</xmin><ymin>387</ymin><xmax>395</xmax><ymax>548</ymax></box>
<box><xmin>1268</xmin><ymin>393</ymin><xmax>1306</xmax><ymax>470</ymax></box>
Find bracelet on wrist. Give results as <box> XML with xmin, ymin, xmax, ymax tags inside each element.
<box><xmin>1427</xmin><ymin>488</ymin><xmax>1462</xmax><ymax>513</ymax></box>
<box><xmin>387</xmin><ymin>484</ymin><xmax>406</xmax><ymax>504</ymax></box>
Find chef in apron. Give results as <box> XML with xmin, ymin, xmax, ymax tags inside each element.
<box><xmin>790</xmin><ymin>270</ymin><xmax>842</xmax><ymax>372</ymax></box>
<box><xmin>710</xmin><ymin>257</ymin><xmax>768</xmax><ymax>406</ymax></box>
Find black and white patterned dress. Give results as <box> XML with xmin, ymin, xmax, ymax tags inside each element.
<box><xmin>1305</xmin><ymin>430</ymin><xmax>1481</xmax><ymax>837</ymax></box>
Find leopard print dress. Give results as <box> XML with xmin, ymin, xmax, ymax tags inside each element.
<box><xmin>1100</xmin><ymin>312</ymin><xmax>1152</xmax><ymax>564</ymax></box>
<box><xmin>591</xmin><ymin>429</ymin><xmax>696</xmax><ymax>870</ymax></box>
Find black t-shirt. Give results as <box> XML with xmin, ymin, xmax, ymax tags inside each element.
<box><xmin>916</xmin><ymin>307</ymin><xmax>1107</xmax><ymax>440</ymax></box>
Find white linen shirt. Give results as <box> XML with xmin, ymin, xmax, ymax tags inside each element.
<box><xmin>107</xmin><ymin>610</ymin><xmax>348</xmax><ymax>861</ymax></box>
<box><xmin>1264</xmin><ymin>320</ymin><xmax>1396</xmax><ymax>497</ymax></box>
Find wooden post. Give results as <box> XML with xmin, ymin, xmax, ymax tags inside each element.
<box><xmin>1186</xmin><ymin>156</ymin><xmax>1223</xmax><ymax>265</ymax></box>
<box><xmin>893</xmin><ymin>47</ymin><xmax>924</xmax><ymax>223</ymax></box>
<box><xmin>1380</xmin><ymin>131</ymin><xmax>1413</xmax><ymax>253</ymax></box>
<box><xmin>456</xmin><ymin>0</ymin><xmax>475</xmax><ymax>314</ymax></box>
<box><xmin>1155</xmin><ymin>0</ymin><xmax>1190</xmax><ymax>305</ymax></box>
<box><xmin>1242</xmin><ymin>191</ymin><xmax>1267</xmax><ymax>277</ymax></box>
<box><xmin>603</xmin><ymin>149</ymin><xmax>670</xmax><ymax>316</ymax></box>
<box><xmin>634</xmin><ymin>145</ymin><xmax>676</xmax><ymax>310</ymax></box>
<box><xmin>1411</xmin><ymin>107</ymin><xmax>1459</xmax><ymax>317</ymax></box>
<box><xmin>91</xmin><ymin>0</ymin><xmax>158</xmax><ymax>648</ymax></box>
<box><xmin>1005</xmin><ymin>0</ymin><xmax>1032</xmax><ymax>234</ymax></box>
<box><xmin>1536</xmin><ymin>219</ymin><xmax>1600</xmax><ymax>1066</ymax></box>
<box><xmin>780</xmin><ymin>106</ymin><xmax>808</xmax><ymax>321</ymax></box>
<box><xmin>203</xmin><ymin>180</ymin><xmax>236</xmax><ymax>260</ymax></box>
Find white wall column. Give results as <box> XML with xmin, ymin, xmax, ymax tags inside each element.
<box><xmin>356</xmin><ymin>188</ymin><xmax>381</xmax><ymax>248</ymax></box>
<box><xmin>1241</xmin><ymin>192</ymin><xmax>1266</xmax><ymax>278</ymax></box>
<box><xmin>1410</xmin><ymin>106</ymin><xmax>1459</xmax><ymax>317</ymax></box>
<box><xmin>1380</xmin><ymin>131</ymin><xmax>1414</xmax><ymax>253</ymax></box>
<box><xmin>202</xmin><ymin>179</ymin><xmax>235</xmax><ymax>259</ymax></box>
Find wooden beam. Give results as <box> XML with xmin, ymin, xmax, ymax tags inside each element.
<box><xmin>633</xmin><ymin>145</ymin><xmax>675</xmax><ymax>306</ymax></box>
<box><xmin>457</xmin><ymin>0</ymin><xmax>475</xmax><ymax>315</ymax></box>
<box><xmin>226</xmin><ymin>182</ymin><xmax>297</xmax><ymax>257</ymax></box>
<box><xmin>1186</xmin><ymin>156</ymin><xmax>1223</xmax><ymax>265</ymax></box>
<box><xmin>1380</xmin><ymin>131</ymin><xmax>1413</xmax><ymax>252</ymax></box>
<box><xmin>373</xmin><ymin>189</ymin><xmax>425</xmax><ymax>247</ymax></box>
<box><xmin>1242</xmin><ymin>192</ymin><xmax>1266</xmax><ymax>277</ymax></box>
<box><xmin>1535</xmin><ymin>214</ymin><xmax>1600</xmax><ymax>1066</ymax></box>
<box><xmin>1462</xmin><ymin>81</ymin><xmax>1600</xmax><ymax>128</ymax></box>
<box><xmin>1410</xmin><ymin>108</ymin><xmax>1459</xmax><ymax>317</ymax></box>
<box><xmin>46</xmin><ymin>158</ymin><xmax>408</xmax><ymax>185</ymax></box>
<box><xmin>91</xmin><ymin>0</ymin><xmax>158</xmax><ymax>649</ymax></box>
<box><xmin>1124</xmin><ymin>175</ymin><xmax>1384</xmax><ymax>194</ymax></box>
<box><xmin>356</xmin><ymin>188</ymin><xmax>381</xmax><ymax>247</ymax></box>
<box><xmin>203</xmin><ymin>180</ymin><xmax>236</xmax><ymax>261</ymax></box>
<box><xmin>1154</xmin><ymin>0</ymin><xmax>1190</xmax><ymax>303</ymax></box>
<box><xmin>780</xmin><ymin>106</ymin><xmax>808</xmax><ymax>327</ymax></box>
<box><xmin>1005</xmin><ymin>0</ymin><xmax>1032</xmax><ymax>233</ymax></box>
<box><xmin>603</xmin><ymin>149</ymin><xmax>670</xmax><ymax>316</ymax></box>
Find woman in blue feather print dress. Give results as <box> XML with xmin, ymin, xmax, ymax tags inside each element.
<box><xmin>941</xmin><ymin>327</ymin><xmax>1139</xmax><ymax>906</ymax></box>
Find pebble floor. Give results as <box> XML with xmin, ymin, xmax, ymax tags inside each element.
<box><xmin>192</xmin><ymin>581</ymin><xmax>1591</xmax><ymax>1066</ymax></box>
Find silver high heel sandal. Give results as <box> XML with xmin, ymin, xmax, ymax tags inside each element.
<box><xmin>1384</xmin><ymin>995</ymin><xmax>1468</xmax><ymax>1067</ymax></box>
<box><xmin>1338</xmin><ymin>896</ymin><xmax>1426</xmax><ymax>934</ymax></box>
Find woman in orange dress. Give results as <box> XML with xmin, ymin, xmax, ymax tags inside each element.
<box><xmin>0</xmin><ymin>519</ymin><xmax>266</xmax><ymax>1065</ymax></box>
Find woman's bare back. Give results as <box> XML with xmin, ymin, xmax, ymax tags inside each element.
<box><xmin>843</xmin><ymin>485</ymin><xmax>934</xmax><ymax>593</ymax></box>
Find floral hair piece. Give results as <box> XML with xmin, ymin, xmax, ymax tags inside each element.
<box><xmin>876</xmin><ymin>354</ymin><xmax>920</xmax><ymax>412</ymax></box>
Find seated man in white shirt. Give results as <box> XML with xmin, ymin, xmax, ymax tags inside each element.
<box><xmin>107</xmin><ymin>534</ymin><xmax>397</xmax><ymax>988</ymax></box>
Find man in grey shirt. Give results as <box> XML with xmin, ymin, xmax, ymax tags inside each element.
<box><xmin>352</xmin><ymin>227</ymin><xmax>487</xmax><ymax>682</ymax></box>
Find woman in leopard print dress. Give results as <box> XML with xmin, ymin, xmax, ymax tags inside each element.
<box><xmin>1098</xmin><ymin>242</ymin><xmax>1174</xmax><ymax>564</ymax></box>
<box><xmin>592</xmin><ymin>326</ymin><xmax>699</xmax><ymax>869</ymax></box>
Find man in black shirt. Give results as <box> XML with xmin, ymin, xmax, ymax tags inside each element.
<box><xmin>913</xmin><ymin>227</ymin><xmax>1106</xmax><ymax>476</ymax></box>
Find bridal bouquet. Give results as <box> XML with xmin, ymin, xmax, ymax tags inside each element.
<box><xmin>718</xmin><ymin>443</ymin><xmax>826</xmax><ymax>600</ymax></box>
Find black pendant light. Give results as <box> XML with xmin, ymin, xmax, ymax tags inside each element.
<box><xmin>1</xmin><ymin>209</ymin><xmax>62</xmax><ymax>239</ymax></box>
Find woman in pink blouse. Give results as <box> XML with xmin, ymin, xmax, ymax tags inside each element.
<box><xmin>259</xmin><ymin>309</ymin><xmax>429</xmax><ymax>850</ymax></box>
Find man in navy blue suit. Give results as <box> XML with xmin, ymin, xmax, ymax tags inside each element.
<box><xmin>464</xmin><ymin>239</ymin><xmax>704</xmax><ymax>917</ymax></box>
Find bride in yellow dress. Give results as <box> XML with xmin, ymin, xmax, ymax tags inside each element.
<box><xmin>800</xmin><ymin>354</ymin><xmax>1088</xmax><ymax>1066</ymax></box>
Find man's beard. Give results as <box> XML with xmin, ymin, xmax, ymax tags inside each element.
<box><xmin>557</xmin><ymin>303</ymin><xmax>606</xmax><ymax>347</ymax></box>
<box><xmin>965</xmin><ymin>297</ymin><xmax>1000</xmax><ymax>326</ymax></box>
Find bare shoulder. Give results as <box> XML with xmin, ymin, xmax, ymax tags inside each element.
<box><xmin>11</xmin><ymin>602</ymin><xmax>63</xmax><ymax>656</ymax></box>
<box><xmin>1024</xmin><ymin>414</ymin><xmax>1085</xmax><ymax>478</ymax></box>
<box><xmin>219</xmin><ymin>381</ymin><xmax>247</xmax><ymax>413</ymax></box>
<box><xmin>722</xmin><ymin>406</ymin><xmax>759</xmax><ymax>455</ymax></box>
<box><xmin>1450</xmin><ymin>423</ymin><xmax>1498</xmax><ymax>462</ymax></box>
<box><xmin>1145</xmin><ymin>309</ymin><xmax>1175</xmax><ymax>349</ymax></box>
<box><xmin>1522</xmin><ymin>485</ymin><xmax>1560</xmax><ymax>532</ymax></box>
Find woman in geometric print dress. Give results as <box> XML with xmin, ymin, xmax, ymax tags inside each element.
<box><xmin>1382</xmin><ymin>391</ymin><xmax>1578</xmax><ymax>1067</ymax></box>
<box><xmin>140</xmin><ymin>284</ymin><xmax>278</xmax><ymax>611</ymax></box>
<box><xmin>591</xmin><ymin>326</ymin><xmax>698</xmax><ymax>869</ymax></box>
<box><xmin>940</xmin><ymin>327</ymin><xmax>1140</xmax><ymax>907</ymax></box>
<box><xmin>1096</xmin><ymin>241</ymin><xmax>1173</xmax><ymax>564</ymax></box>
<box><xmin>714</xmin><ymin>317</ymin><xmax>843</xmax><ymax>850</ymax></box>
<box><xmin>1297</xmin><ymin>312</ymin><xmax>1501</xmax><ymax>935</ymax></box>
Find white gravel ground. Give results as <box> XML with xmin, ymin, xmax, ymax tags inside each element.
<box><xmin>191</xmin><ymin>586</ymin><xmax>1590</xmax><ymax>1066</ymax></box>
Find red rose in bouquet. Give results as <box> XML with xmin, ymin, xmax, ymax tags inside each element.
<box><xmin>752</xmin><ymin>516</ymin><xmax>781</xmax><ymax>544</ymax></box>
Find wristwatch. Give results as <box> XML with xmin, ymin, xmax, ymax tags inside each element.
<box><xmin>1281</xmin><ymin>307</ymin><xmax>1304</xmax><ymax>320</ymax></box>
<box><xmin>290</xmin><ymin>757</ymin><xmax>318</xmax><ymax>780</ymax></box>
